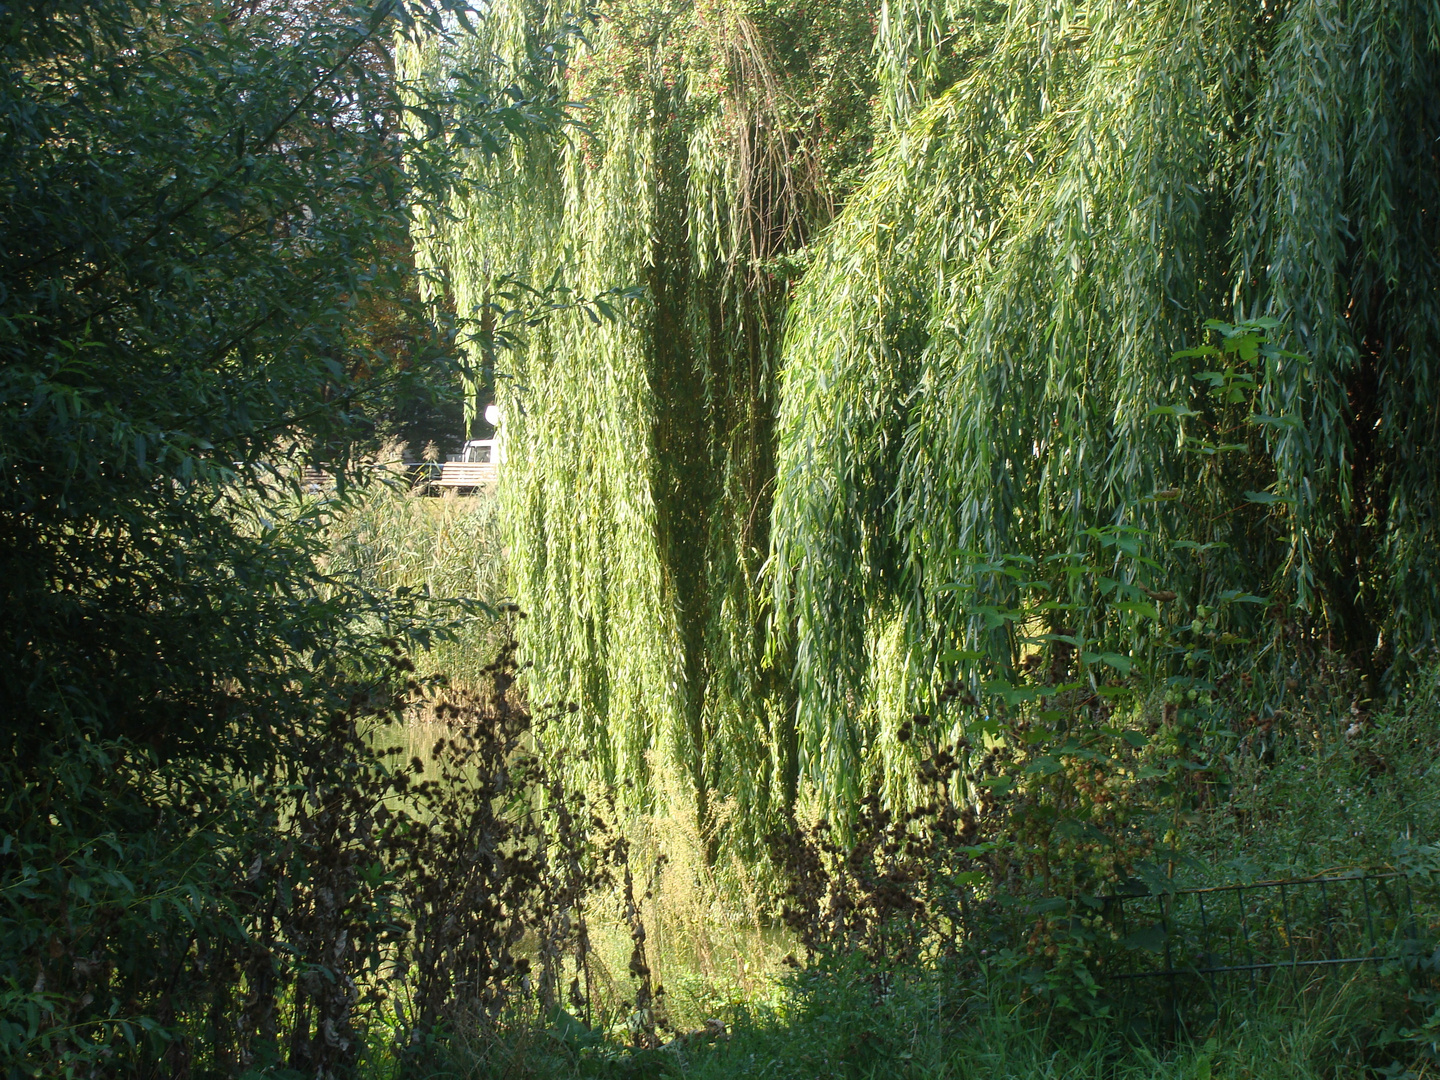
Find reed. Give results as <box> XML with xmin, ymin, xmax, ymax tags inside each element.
<box><xmin>326</xmin><ymin>480</ymin><xmax>511</xmax><ymax>687</ymax></box>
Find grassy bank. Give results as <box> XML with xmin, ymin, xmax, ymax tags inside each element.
<box><xmin>407</xmin><ymin>966</ymin><xmax>1413</xmax><ymax>1079</ymax></box>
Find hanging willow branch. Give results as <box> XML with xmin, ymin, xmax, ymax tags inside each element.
<box><xmin>403</xmin><ymin>0</ymin><xmax>879</xmax><ymax>851</ymax></box>
<box><xmin>772</xmin><ymin>0</ymin><xmax>1440</xmax><ymax>809</ymax></box>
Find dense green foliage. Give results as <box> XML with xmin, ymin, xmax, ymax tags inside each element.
<box><xmin>0</xmin><ymin>0</ymin><xmax>567</xmax><ymax>1072</ymax></box>
<box><xmin>406</xmin><ymin>0</ymin><xmax>909</xmax><ymax>849</ymax></box>
<box><xmin>6</xmin><ymin>0</ymin><xmax>1440</xmax><ymax>1074</ymax></box>
<box><xmin>774</xmin><ymin>0</ymin><xmax>1440</xmax><ymax>805</ymax></box>
<box><xmin>420</xmin><ymin>667</ymin><xmax>1440</xmax><ymax>1078</ymax></box>
<box><xmin>417</xmin><ymin>0</ymin><xmax>1440</xmax><ymax>835</ymax></box>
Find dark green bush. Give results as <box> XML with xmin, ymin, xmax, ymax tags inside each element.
<box><xmin>0</xmin><ymin>0</ymin><xmax>579</xmax><ymax>1074</ymax></box>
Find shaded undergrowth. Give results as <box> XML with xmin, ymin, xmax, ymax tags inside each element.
<box><xmin>407</xmin><ymin>662</ymin><xmax>1440</xmax><ymax>1080</ymax></box>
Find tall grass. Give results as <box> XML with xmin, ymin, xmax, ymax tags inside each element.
<box><xmin>681</xmin><ymin>969</ymin><xmax>1399</xmax><ymax>1080</ymax></box>
<box><xmin>1191</xmin><ymin>660</ymin><xmax>1440</xmax><ymax>877</ymax></box>
<box><xmin>326</xmin><ymin>481</ymin><xmax>510</xmax><ymax>687</ymax></box>
<box><xmin>415</xmin><ymin>964</ymin><xmax>1408</xmax><ymax>1078</ymax></box>
<box><xmin>324</xmin><ymin>479</ymin><xmax>796</xmax><ymax>1045</ymax></box>
<box><xmin>401</xmin><ymin>667</ymin><xmax>1440</xmax><ymax>1079</ymax></box>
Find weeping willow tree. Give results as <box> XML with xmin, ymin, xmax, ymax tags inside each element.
<box><xmin>772</xmin><ymin>0</ymin><xmax>1440</xmax><ymax>809</ymax></box>
<box><xmin>404</xmin><ymin>0</ymin><xmax>881</xmax><ymax>847</ymax></box>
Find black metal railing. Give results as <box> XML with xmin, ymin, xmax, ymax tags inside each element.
<box><xmin>1062</xmin><ymin>869</ymin><xmax>1440</xmax><ymax>1030</ymax></box>
<box><xmin>1109</xmin><ymin>871</ymin><xmax>1423</xmax><ymax>980</ymax></box>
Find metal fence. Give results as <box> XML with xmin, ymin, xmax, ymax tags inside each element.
<box><xmin>1087</xmin><ymin>870</ymin><xmax>1439</xmax><ymax>1028</ymax></box>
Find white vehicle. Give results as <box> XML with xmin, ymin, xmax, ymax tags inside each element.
<box><xmin>459</xmin><ymin>439</ymin><xmax>499</xmax><ymax>464</ymax></box>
